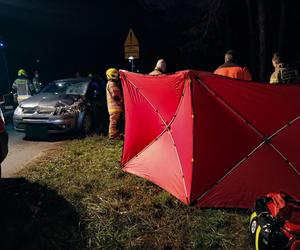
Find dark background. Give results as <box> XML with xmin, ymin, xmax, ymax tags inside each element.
<box><xmin>1</xmin><ymin>0</ymin><xmax>300</xmax><ymax>85</ymax></box>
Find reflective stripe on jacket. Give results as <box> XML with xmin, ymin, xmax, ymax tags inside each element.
<box><xmin>270</xmin><ymin>63</ymin><xmax>298</xmax><ymax>84</ymax></box>
<box><xmin>106</xmin><ymin>80</ymin><xmax>123</xmax><ymax>114</ymax></box>
<box><xmin>12</xmin><ymin>77</ymin><xmax>34</xmax><ymax>96</ymax></box>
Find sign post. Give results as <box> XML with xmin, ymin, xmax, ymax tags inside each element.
<box><xmin>124</xmin><ymin>29</ymin><xmax>139</xmax><ymax>72</ymax></box>
<box><xmin>128</xmin><ymin>56</ymin><xmax>134</xmax><ymax>72</ymax></box>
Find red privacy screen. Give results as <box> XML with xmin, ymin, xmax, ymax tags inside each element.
<box><xmin>120</xmin><ymin>70</ymin><xmax>300</xmax><ymax>208</ymax></box>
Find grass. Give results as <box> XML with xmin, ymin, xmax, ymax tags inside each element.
<box><xmin>15</xmin><ymin>136</ymin><xmax>253</xmax><ymax>249</ymax></box>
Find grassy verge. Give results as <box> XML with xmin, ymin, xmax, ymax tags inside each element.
<box><xmin>17</xmin><ymin>136</ymin><xmax>252</xmax><ymax>249</ymax></box>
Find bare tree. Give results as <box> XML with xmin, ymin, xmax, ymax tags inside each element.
<box><xmin>278</xmin><ymin>0</ymin><xmax>287</xmax><ymax>54</ymax></box>
<box><xmin>246</xmin><ymin>0</ymin><xmax>257</xmax><ymax>78</ymax></box>
<box><xmin>257</xmin><ymin>0</ymin><xmax>267</xmax><ymax>82</ymax></box>
<box><xmin>139</xmin><ymin>0</ymin><xmax>225</xmax><ymax>65</ymax></box>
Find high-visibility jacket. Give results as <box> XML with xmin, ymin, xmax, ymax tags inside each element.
<box><xmin>214</xmin><ymin>62</ymin><xmax>252</xmax><ymax>81</ymax></box>
<box><xmin>270</xmin><ymin>63</ymin><xmax>298</xmax><ymax>84</ymax></box>
<box><xmin>106</xmin><ymin>80</ymin><xmax>123</xmax><ymax>114</ymax></box>
<box><xmin>12</xmin><ymin>77</ymin><xmax>34</xmax><ymax>102</ymax></box>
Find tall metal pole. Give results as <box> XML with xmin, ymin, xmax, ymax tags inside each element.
<box><xmin>131</xmin><ymin>59</ymin><xmax>134</xmax><ymax>72</ymax></box>
<box><xmin>278</xmin><ymin>0</ymin><xmax>287</xmax><ymax>54</ymax></box>
<box><xmin>128</xmin><ymin>56</ymin><xmax>135</xmax><ymax>72</ymax></box>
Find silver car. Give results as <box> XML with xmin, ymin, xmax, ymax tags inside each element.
<box><xmin>13</xmin><ymin>78</ymin><xmax>93</xmax><ymax>135</ymax></box>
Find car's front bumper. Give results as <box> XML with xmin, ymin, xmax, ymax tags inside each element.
<box><xmin>13</xmin><ymin>115</ymin><xmax>77</xmax><ymax>134</ymax></box>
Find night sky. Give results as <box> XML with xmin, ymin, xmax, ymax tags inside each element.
<box><xmin>1</xmin><ymin>0</ymin><xmax>300</xmax><ymax>84</ymax></box>
<box><xmin>0</xmin><ymin>0</ymin><xmax>143</xmax><ymax>82</ymax></box>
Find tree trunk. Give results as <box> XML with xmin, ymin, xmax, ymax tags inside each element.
<box><xmin>246</xmin><ymin>0</ymin><xmax>257</xmax><ymax>79</ymax></box>
<box><xmin>257</xmin><ymin>0</ymin><xmax>267</xmax><ymax>82</ymax></box>
<box><xmin>278</xmin><ymin>0</ymin><xmax>287</xmax><ymax>54</ymax></box>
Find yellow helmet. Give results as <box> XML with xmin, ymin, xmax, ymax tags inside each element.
<box><xmin>18</xmin><ymin>69</ymin><xmax>27</xmax><ymax>77</ymax></box>
<box><xmin>106</xmin><ymin>68</ymin><xmax>119</xmax><ymax>80</ymax></box>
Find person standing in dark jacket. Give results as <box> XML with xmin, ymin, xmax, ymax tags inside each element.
<box><xmin>32</xmin><ymin>70</ymin><xmax>42</xmax><ymax>93</ymax></box>
<box><xmin>87</xmin><ymin>74</ymin><xmax>109</xmax><ymax>135</ymax></box>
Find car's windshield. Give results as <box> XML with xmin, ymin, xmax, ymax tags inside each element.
<box><xmin>41</xmin><ymin>81</ymin><xmax>89</xmax><ymax>96</ymax></box>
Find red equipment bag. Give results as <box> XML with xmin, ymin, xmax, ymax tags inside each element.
<box><xmin>250</xmin><ymin>192</ymin><xmax>300</xmax><ymax>250</ymax></box>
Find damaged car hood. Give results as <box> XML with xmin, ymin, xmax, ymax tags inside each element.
<box><xmin>20</xmin><ymin>93</ymin><xmax>79</xmax><ymax>108</ymax></box>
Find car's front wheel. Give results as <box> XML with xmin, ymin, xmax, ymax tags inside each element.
<box><xmin>81</xmin><ymin>112</ymin><xmax>92</xmax><ymax>134</ymax></box>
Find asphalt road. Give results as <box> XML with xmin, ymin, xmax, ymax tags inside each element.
<box><xmin>1</xmin><ymin>122</ymin><xmax>61</xmax><ymax>177</ymax></box>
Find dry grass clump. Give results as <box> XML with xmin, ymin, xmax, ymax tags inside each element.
<box><xmin>17</xmin><ymin>135</ymin><xmax>252</xmax><ymax>249</ymax></box>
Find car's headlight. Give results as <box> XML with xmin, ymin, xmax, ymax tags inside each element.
<box><xmin>14</xmin><ymin>106</ymin><xmax>23</xmax><ymax>116</ymax></box>
<box><xmin>54</xmin><ymin>106</ymin><xmax>76</xmax><ymax>116</ymax></box>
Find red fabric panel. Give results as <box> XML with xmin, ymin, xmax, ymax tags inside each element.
<box><xmin>120</xmin><ymin>70</ymin><xmax>300</xmax><ymax>209</ymax></box>
<box><xmin>196</xmin><ymin>72</ymin><xmax>300</xmax><ymax>137</ymax></box>
<box><xmin>272</xmin><ymin>119</ymin><xmax>300</xmax><ymax>173</ymax></box>
<box><xmin>191</xmin><ymin>80</ymin><xmax>262</xmax><ymax>203</ymax></box>
<box><xmin>170</xmin><ymin>81</ymin><xmax>193</xmax><ymax>202</ymax></box>
<box><xmin>121</xmin><ymin>77</ymin><xmax>165</xmax><ymax>164</ymax></box>
<box><xmin>121</xmin><ymin>71</ymin><xmax>187</xmax><ymax>124</ymax></box>
<box><xmin>196</xmin><ymin>145</ymin><xmax>300</xmax><ymax>208</ymax></box>
<box><xmin>124</xmin><ymin>132</ymin><xmax>188</xmax><ymax>204</ymax></box>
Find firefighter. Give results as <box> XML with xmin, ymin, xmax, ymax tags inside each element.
<box><xmin>214</xmin><ymin>50</ymin><xmax>252</xmax><ymax>80</ymax></box>
<box><xmin>12</xmin><ymin>69</ymin><xmax>34</xmax><ymax>103</ymax></box>
<box><xmin>106</xmin><ymin>68</ymin><xmax>123</xmax><ymax>139</ymax></box>
<box><xmin>32</xmin><ymin>70</ymin><xmax>42</xmax><ymax>93</ymax></box>
<box><xmin>270</xmin><ymin>52</ymin><xmax>298</xmax><ymax>84</ymax></box>
<box><xmin>149</xmin><ymin>59</ymin><xmax>167</xmax><ymax>76</ymax></box>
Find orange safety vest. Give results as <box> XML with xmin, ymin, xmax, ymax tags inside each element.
<box><xmin>214</xmin><ymin>62</ymin><xmax>252</xmax><ymax>81</ymax></box>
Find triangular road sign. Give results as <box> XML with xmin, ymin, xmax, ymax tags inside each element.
<box><xmin>124</xmin><ymin>29</ymin><xmax>139</xmax><ymax>46</ymax></box>
<box><xmin>124</xmin><ymin>28</ymin><xmax>140</xmax><ymax>59</ymax></box>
